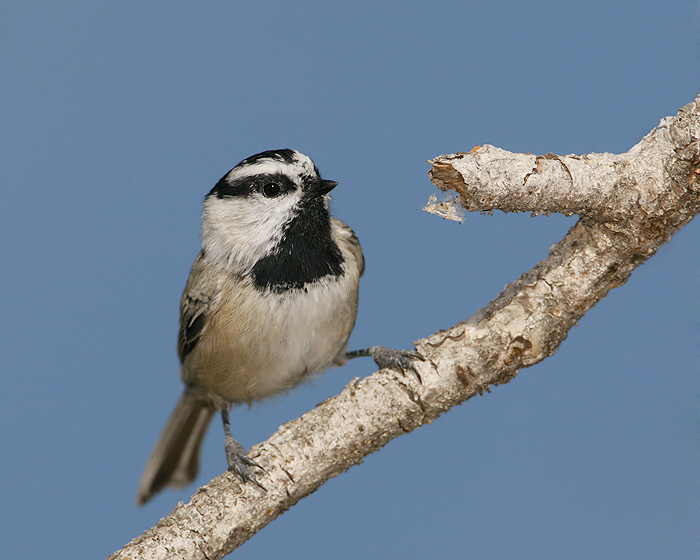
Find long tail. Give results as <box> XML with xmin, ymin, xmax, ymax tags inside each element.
<box><xmin>136</xmin><ymin>391</ymin><xmax>215</xmax><ymax>505</ymax></box>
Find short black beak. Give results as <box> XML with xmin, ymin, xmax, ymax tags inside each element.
<box><xmin>315</xmin><ymin>179</ymin><xmax>338</xmax><ymax>197</ymax></box>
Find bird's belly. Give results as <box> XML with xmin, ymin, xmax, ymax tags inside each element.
<box><xmin>183</xmin><ymin>274</ymin><xmax>358</xmax><ymax>404</ymax></box>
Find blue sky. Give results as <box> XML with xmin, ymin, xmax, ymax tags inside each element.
<box><xmin>2</xmin><ymin>2</ymin><xmax>698</xmax><ymax>558</ymax></box>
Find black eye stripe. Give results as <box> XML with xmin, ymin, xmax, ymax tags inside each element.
<box><xmin>256</xmin><ymin>174</ymin><xmax>295</xmax><ymax>197</ymax></box>
<box><xmin>208</xmin><ymin>173</ymin><xmax>297</xmax><ymax>199</ymax></box>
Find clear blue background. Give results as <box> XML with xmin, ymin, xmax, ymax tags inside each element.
<box><xmin>2</xmin><ymin>2</ymin><xmax>698</xmax><ymax>558</ymax></box>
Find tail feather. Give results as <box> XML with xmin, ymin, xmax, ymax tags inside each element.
<box><xmin>136</xmin><ymin>392</ymin><xmax>215</xmax><ymax>505</ymax></box>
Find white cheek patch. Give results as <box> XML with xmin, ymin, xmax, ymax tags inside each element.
<box><xmin>201</xmin><ymin>190</ymin><xmax>303</xmax><ymax>272</ymax></box>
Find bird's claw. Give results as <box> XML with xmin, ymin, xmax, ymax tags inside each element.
<box><xmin>225</xmin><ymin>441</ymin><xmax>266</xmax><ymax>490</ymax></box>
<box><xmin>369</xmin><ymin>346</ymin><xmax>425</xmax><ymax>382</ymax></box>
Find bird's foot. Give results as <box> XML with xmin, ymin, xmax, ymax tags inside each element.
<box><xmin>225</xmin><ymin>435</ymin><xmax>266</xmax><ymax>490</ymax></box>
<box><xmin>346</xmin><ymin>346</ymin><xmax>425</xmax><ymax>381</ymax></box>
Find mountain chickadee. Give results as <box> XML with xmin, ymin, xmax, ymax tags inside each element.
<box><xmin>136</xmin><ymin>149</ymin><xmax>422</xmax><ymax>504</ymax></box>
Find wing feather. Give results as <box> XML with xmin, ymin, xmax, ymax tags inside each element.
<box><xmin>177</xmin><ymin>251</ymin><xmax>224</xmax><ymax>363</ymax></box>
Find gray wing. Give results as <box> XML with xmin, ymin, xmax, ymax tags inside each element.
<box><xmin>332</xmin><ymin>218</ymin><xmax>365</xmax><ymax>277</ymax></box>
<box><xmin>177</xmin><ymin>251</ymin><xmax>223</xmax><ymax>364</ymax></box>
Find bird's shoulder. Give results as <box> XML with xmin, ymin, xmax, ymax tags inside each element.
<box><xmin>331</xmin><ymin>218</ymin><xmax>364</xmax><ymax>277</ymax></box>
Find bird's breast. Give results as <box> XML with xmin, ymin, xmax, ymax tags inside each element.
<box><xmin>182</xmin><ymin>271</ymin><xmax>359</xmax><ymax>404</ymax></box>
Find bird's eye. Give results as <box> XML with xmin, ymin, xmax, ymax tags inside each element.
<box><xmin>262</xmin><ymin>182</ymin><xmax>282</xmax><ymax>197</ymax></box>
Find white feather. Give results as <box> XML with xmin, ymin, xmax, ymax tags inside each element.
<box><xmin>226</xmin><ymin>150</ymin><xmax>316</xmax><ymax>185</ymax></box>
<box><xmin>201</xmin><ymin>188</ymin><xmax>303</xmax><ymax>272</ymax></box>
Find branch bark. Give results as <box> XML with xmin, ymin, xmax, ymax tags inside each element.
<box><xmin>109</xmin><ymin>94</ymin><xmax>700</xmax><ymax>560</ymax></box>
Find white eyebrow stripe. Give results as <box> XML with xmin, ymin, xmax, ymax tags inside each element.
<box><xmin>226</xmin><ymin>160</ymin><xmax>289</xmax><ymax>181</ymax></box>
<box><xmin>226</xmin><ymin>151</ymin><xmax>318</xmax><ymax>184</ymax></box>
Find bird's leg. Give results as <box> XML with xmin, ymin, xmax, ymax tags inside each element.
<box><xmin>346</xmin><ymin>346</ymin><xmax>424</xmax><ymax>381</ymax></box>
<box><xmin>221</xmin><ymin>405</ymin><xmax>265</xmax><ymax>489</ymax></box>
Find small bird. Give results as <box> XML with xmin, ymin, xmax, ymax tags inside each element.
<box><xmin>136</xmin><ymin>149</ymin><xmax>422</xmax><ymax>505</ymax></box>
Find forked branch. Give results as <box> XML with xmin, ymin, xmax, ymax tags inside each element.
<box><xmin>110</xmin><ymin>94</ymin><xmax>700</xmax><ymax>560</ymax></box>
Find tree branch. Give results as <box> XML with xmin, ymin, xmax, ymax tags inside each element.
<box><xmin>427</xmin><ymin>111</ymin><xmax>695</xmax><ymax>222</ymax></box>
<box><xmin>109</xmin><ymin>94</ymin><xmax>700</xmax><ymax>560</ymax></box>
